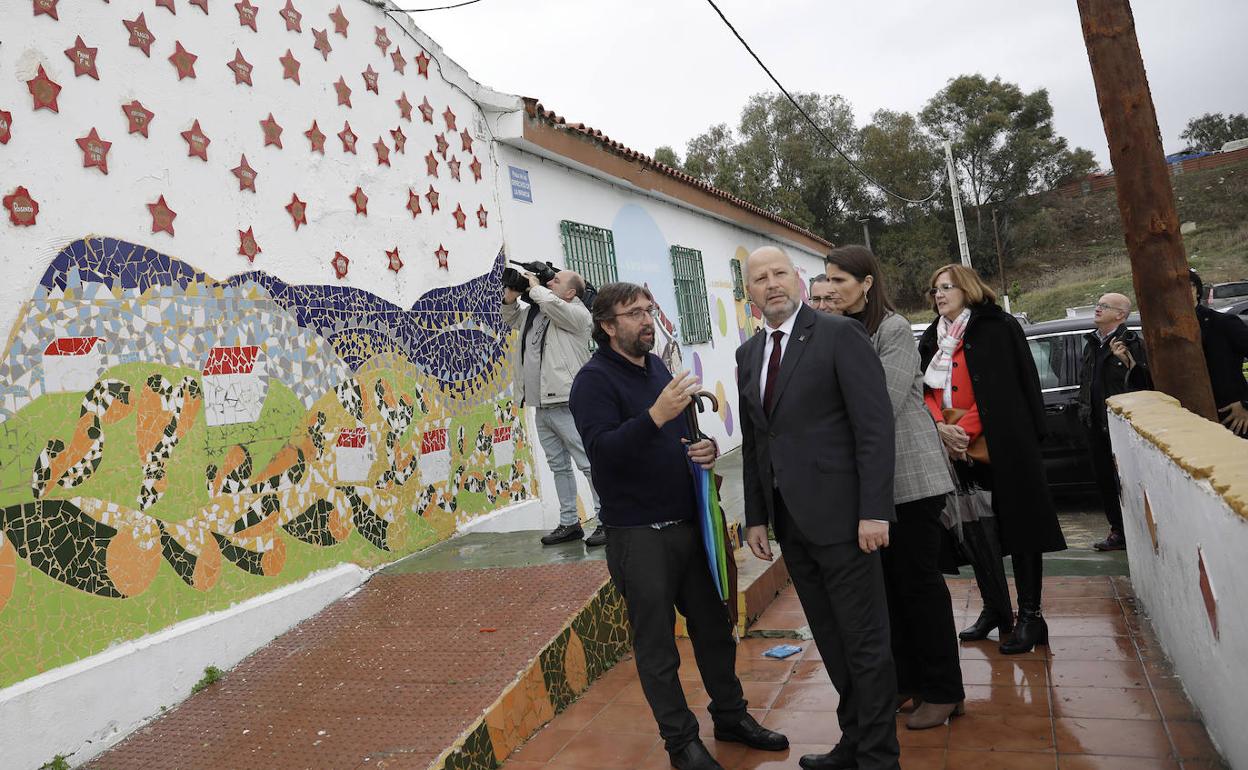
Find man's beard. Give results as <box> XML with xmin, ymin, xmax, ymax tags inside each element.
<box><xmin>620</xmin><ymin>328</ymin><xmax>654</xmax><ymax>357</ymax></box>
<box><xmin>763</xmin><ymin>296</ymin><xmax>799</xmax><ymax>326</ymax></box>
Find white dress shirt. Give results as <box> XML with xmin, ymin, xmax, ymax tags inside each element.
<box><xmin>758</xmin><ymin>309</ymin><xmax>800</xmax><ymax>403</ymax></box>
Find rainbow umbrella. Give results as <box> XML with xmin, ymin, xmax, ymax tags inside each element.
<box><xmin>685</xmin><ymin>392</ymin><xmax>731</xmax><ymax>604</ymax></box>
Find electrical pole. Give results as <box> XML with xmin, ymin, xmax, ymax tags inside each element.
<box><xmin>992</xmin><ymin>208</ymin><xmax>1010</xmax><ymax>313</ymax></box>
<box><xmin>1078</xmin><ymin>0</ymin><xmax>1216</xmax><ymax>420</ymax></box>
<box><xmin>944</xmin><ymin>140</ymin><xmax>971</xmax><ymax>268</ymax></box>
<box><xmin>858</xmin><ymin>216</ymin><xmax>872</xmax><ymax>252</ymax></box>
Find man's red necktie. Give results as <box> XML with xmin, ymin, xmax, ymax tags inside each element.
<box><xmin>763</xmin><ymin>330</ymin><xmax>784</xmax><ymax>415</ymax></box>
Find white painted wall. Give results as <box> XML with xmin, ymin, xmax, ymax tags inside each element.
<box><xmin>493</xmin><ymin>142</ymin><xmax>825</xmax><ymax>529</ymax></box>
<box><xmin>1109</xmin><ymin>408</ymin><xmax>1247</xmax><ymax>766</ymax></box>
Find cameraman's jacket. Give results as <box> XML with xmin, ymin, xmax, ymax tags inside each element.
<box><xmin>501</xmin><ymin>285</ymin><xmax>592</xmax><ymax>407</ymax></box>
<box><xmin>1076</xmin><ymin>323</ymin><xmax>1151</xmax><ymax>431</ymax></box>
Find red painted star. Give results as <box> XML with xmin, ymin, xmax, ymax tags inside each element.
<box><xmin>477</xmin><ymin>204</ymin><xmax>488</xmax><ymax>228</ymax></box>
<box><xmin>260</xmin><ymin>113</ymin><xmax>283</xmax><ymax>148</ymax></box>
<box><xmin>305</xmin><ymin>121</ymin><xmax>325</xmax><ymax>153</ymax></box>
<box><xmin>452</xmin><ymin>203</ymin><xmax>467</xmax><ymax>230</ymax></box>
<box><xmin>286</xmin><ymin>194</ymin><xmax>308</xmax><ymax>229</ymax></box>
<box><xmin>280</xmin><ymin>49</ymin><xmax>301</xmax><ymax>84</ymax></box>
<box><xmin>312</xmin><ymin>28</ymin><xmax>332</xmax><ymax>60</ymax></box>
<box><xmin>390</xmin><ymin>46</ymin><xmax>406</xmax><ymax>74</ymax></box>
<box><xmin>361</xmin><ymin>65</ymin><xmax>379</xmax><ymax>94</ymax></box>
<box><xmin>425</xmin><ymin>151</ymin><xmax>439</xmax><ymax>178</ymax></box>
<box><xmin>124</xmin><ymin>13</ymin><xmax>156</xmax><ymax>57</ymax></box>
<box><xmin>232</xmin><ymin>154</ymin><xmax>258</xmax><ymax>191</ymax></box>
<box><xmin>227</xmin><ymin>49</ymin><xmax>253</xmax><ymax>85</ymax></box>
<box><xmin>334</xmin><ymin>77</ymin><xmax>352</xmax><ymax>107</ymax></box>
<box><xmin>332</xmin><ymin>251</ymin><xmax>350</xmax><ymax>279</ymax></box>
<box><xmin>374</xmin><ymin>137</ymin><xmax>390</xmax><ymax>167</ymax></box>
<box><xmin>121</xmin><ymin>100</ymin><xmax>155</xmax><ymax>137</ymax></box>
<box><xmin>434</xmin><ymin>244</ymin><xmax>448</xmax><ymax>270</ymax></box>
<box><xmin>448</xmin><ymin>156</ymin><xmax>461</xmax><ymax>181</ymax></box>
<box><xmin>3</xmin><ymin>186</ymin><xmax>39</xmax><ymax>227</ymax></box>
<box><xmin>415</xmin><ymin>50</ymin><xmax>430</xmax><ymax>78</ymax></box>
<box><xmin>148</xmin><ymin>195</ymin><xmax>177</xmax><ymax>235</ymax></box>
<box><xmin>443</xmin><ymin>107</ymin><xmax>457</xmax><ymax>132</ymax></box>
<box><xmin>460</xmin><ymin>129</ymin><xmax>475</xmax><ymax>154</ymax></box>
<box><xmin>391</xmin><ymin>127</ymin><xmax>406</xmax><ymax>154</ymax></box>
<box><xmin>435</xmin><ymin>132</ymin><xmax>449</xmax><ymax>159</ymax></box>
<box><xmin>155</xmin><ymin>0</ymin><xmax>175</xmax><ymax>14</ymax></box>
<box><xmin>396</xmin><ymin>92</ymin><xmax>412</xmax><ymax>122</ymax></box>
<box><xmin>374</xmin><ymin>27</ymin><xmax>391</xmax><ymax>54</ymax></box>
<box><xmin>350</xmin><ymin>186</ymin><xmax>368</xmax><ymax>215</ymax></box>
<box><xmin>469</xmin><ymin>155</ymin><xmax>482</xmax><ymax>182</ymax></box>
<box><xmin>280</xmin><ymin>0</ymin><xmax>302</xmax><ymax>31</ymax></box>
<box><xmin>238</xmin><ymin>227</ymin><xmax>261</xmax><ymax>261</ymax></box>
<box><xmin>419</xmin><ymin>97</ymin><xmax>434</xmax><ymax>124</ymax></box>
<box><xmin>76</xmin><ymin>128</ymin><xmax>111</xmax><ymax>174</ymax></box>
<box><xmin>406</xmin><ymin>188</ymin><xmax>422</xmax><ymax>217</ymax></box>
<box><xmin>0</xmin><ymin>110</ymin><xmax>12</xmax><ymax>145</ymax></box>
<box><xmin>64</xmin><ymin>36</ymin><xmax>100</xmax><ymax>80</ymax></box>
<box><xmin>338</xmin><ymin>121</ymin><xmax>357</xmax><ymax>153</ymax></box>
<box><xmin>329</xmin><ymin>5</ymin><xmax>348</xmax><ymax>36</ymax></box>
<box><xmin>181</xmin><ymin>119</ymin><xmax>210</xmax><ymax>161</ymax></box>
<box><xmin>169</xmin><ymin>41</ymin><xmax>198</xmax><ymax>80</ymax></box>
<box><xmin>32</xmin><ymin>0</ymin><xmax>59</xmax><ymax>20</ymax></box>
<box><xmin>386</xmin><ymin>247</ymin><xmax>402</xmax><ymax>272</ymax></box>
<box><xmin>235</xmin><ymin>0</ymin><xmax>258</xmax><ymax>30</ymax></box>
<box><xmin>27</xmin><ymin>66</ymin><xmax>61</xmax><ymax>112</ymax></box>
<box><xmin>425</xmin><ymin>185</ymin><xmax>440</xmax><ymax>212</ymax></box>
<box><xmin>190</xmin><ymin>0</ymin><xmax>209</xmax><ymax>13</ymax></box>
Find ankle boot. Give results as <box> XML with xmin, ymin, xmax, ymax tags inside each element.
<box><xmin>958</xmin><ymin>518</ymin><xmax>1014</xmax><ymax>640</ymax></box>
<box><xmin>1000</xmin><ymin>606</ymin><xmax>1048</xmax><ymax>654</ymax></box>
<box><xmin>959</xmin><ymin>609</ymin><xmax>1014</xmax><ymax>641</ymax></box>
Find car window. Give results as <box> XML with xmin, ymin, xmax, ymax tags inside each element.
<box><xmin>1028</xmin><ymin>335</ymin><xmax>1075</xmax><ymax>389</ymax></box>
<box><xmin>1212</xmin><ymin>283</ymin><xmax>1248</xmax><ymax>299</ymax></box>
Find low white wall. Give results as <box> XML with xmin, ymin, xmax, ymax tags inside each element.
<box><xmin>0</xmin><ymin>564</ymin><xmax>370</xmax><ymax>769</ymax></box>
<box><xmin>1109</xmin><ymin>391</ymin><xmax>1248</xmax><ymax>767</ymax></box>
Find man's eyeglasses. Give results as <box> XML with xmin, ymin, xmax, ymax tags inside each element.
<box><xmin>612</xmin><ymin>306</ymin><xmax>658</xmax><ymax>322</ymax></box>
<box><xmin>927</xmin><ymin>283</ymin><xmax>959</xmax><ymax>296</ymax></box>
<box><xmin>1094</xmin><ymin>303</ymin><xmax>1127</xmax><ymax>313</ymax></box>
<box><xmin>810</xmin><ymin>295</ymin><xmax>836</xmax><ymax>304</ymax></box>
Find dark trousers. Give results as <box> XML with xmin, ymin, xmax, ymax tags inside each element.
<box><xmin>881</xmin><ymin>495</ymin><xmax>965</xmax><ymax>704</ymax></box>
<box><xmin>775</xmin><ymin>493</ymin><xmax>900</xmax><ymax>770</ymax></box>
<box><xmin>604</xmin><ymin>522</ymin><xmax>746</xmax><ymax>753</ymax></box>
<box><xmin>1086</xmin><ymin>424</ymin><xmax>1124</xmax><ymax>533</ymax></box>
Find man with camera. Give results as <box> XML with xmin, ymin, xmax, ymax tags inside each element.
<box><xmin>501</xmin><ymin>262</ymin><xmax>603</xmax><ymax>546</ymax></box>
<box><xmin>1077</xmin><ymin>292</ymin><xmax>1151</xmax><ymax>552</ymax></box>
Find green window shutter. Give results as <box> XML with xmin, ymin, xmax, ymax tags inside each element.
<box><xmin>558</xmin><ymin>220</ymin><xmax>618</xmax><ymax>292</ymax></box>
<box><xmin>669</xmin><ymin>246</ymin><xmax>711</xmax><ymax>345</ymax></box>
<box><xmin>729</xmin><ymin>258</ymin><xmax>745</xmax><ymax>301</ymax></box>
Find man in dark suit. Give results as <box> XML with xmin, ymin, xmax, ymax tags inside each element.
<box><xmin>737</xmin><ymin>246</ymin><xmax>899</xmax><ymax>770</ymax></box>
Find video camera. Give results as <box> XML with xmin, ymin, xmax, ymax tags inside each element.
<box><xmin>501</xmin><ymin>259</ymin><xmax>597</xmax><ymax>310</ymax></box>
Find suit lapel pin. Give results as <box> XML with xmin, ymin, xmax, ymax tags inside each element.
<box><xmin>798</xmin><ymin>335</ymin><xmax>806</xmax><ymax>342</ymax></box>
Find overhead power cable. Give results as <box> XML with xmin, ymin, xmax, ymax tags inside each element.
<box><xmin>391</xmin><ymin>0</ymin><xmax>483</xmax><ymax>11</ymax></box>
<box><xmin>703</xmin><ymin>0</ymin><xmax>944</xmax><ymax>205</ymax></box>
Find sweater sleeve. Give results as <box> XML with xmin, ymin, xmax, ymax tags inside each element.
<box><xmin>568</xmin><ymin>368</ymin><xmax>661</xmax><ymax>470</ymax></box>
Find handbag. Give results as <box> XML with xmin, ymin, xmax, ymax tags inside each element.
<box><xmin>941</xmin><ymin>407</ymin><xmax>990</xmax><ymax>464</ymax></box>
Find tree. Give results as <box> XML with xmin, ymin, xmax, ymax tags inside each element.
<box><xmin>653</xmin><ymin>145</ymin><xmax>681</xmax><ymax>168</ymax></box>
<box><xmin>683</xmin><ymin>123</ymin><xmax>741</xmax><ymax>193</ymax></box>
<box><xmin>857</xmin><ymin>109</ymin><xmax>943</xmax><ymax>223</ymax></box>
<box><xmin>1180</xmin><ymin>112</ymin><xmax>1248</xmax><ymax>152</ymax></box>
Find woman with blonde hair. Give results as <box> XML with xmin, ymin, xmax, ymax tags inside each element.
<box><xmin>917</xmin><ymin>264</ymin><xmax>1066</xmax><ymax>655</ymax></box>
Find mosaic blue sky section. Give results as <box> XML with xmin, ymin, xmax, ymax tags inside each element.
<box><xmin>38</xmin><ymin>238</ymin><xmax>207</xmax><ymax>294</ymax></box>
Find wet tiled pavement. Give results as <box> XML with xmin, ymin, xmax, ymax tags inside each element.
<box><xmin>502</xmin><ymin>576</ymin><xmax>1227</xmax><ymax>769</ymax></box>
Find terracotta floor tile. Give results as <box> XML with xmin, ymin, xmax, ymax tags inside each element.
<box><xmin>750</xmin><ymin>608</ymin><xmax>809</xmax><ymax>631</ymax></box>
<box><xmin>723</xmin><ymin>744</ymin><xmax>814</xmax><ymax>769</ymax></box>
<box><xmin>742</xmin><ymin>681</ymin><xmax>785</xmax><ymax>710</ymax></box>
<box><xmin>960</xmin><ymin>639</ymin><xmax>1048</xmax><ymax>661</ymax></box>
<box><xmin>962</xmin><ymin>684</ymin><xmax>1051</xmax><ymax>716</ymax></box>
<box><xmin>959</xmin><ymin>658</ymin><xmax>1050</xmax><ymax>688</ymax></box>
<box><xmin>1048</xmin><ymin>661</ymin><xmax>1149</xmax><ymax>689</ymax></box>
<box><xmin>547</xmin><ymin>697</ymin><xmax>609</xmax><ymax>731</ymax></box>
<box><xmin>1046</xmin><ymin>636</ymin><xmax>1139</xmax><ymax>662</ymax></box>
<box><xmin>787</xmin><ymin>659</ymin><xmax>829</xmax><ymax>683</ymax></box>
<box><xmin>1046</xmin><ymin>616</ymin><xmax>1131</xmax><ymax>637</ymax></box>
<box><xmin>507</xmin><ymin>727</ymin><xmax>579</xmax><ymax>763</ymax></box>
<box><xmin>760</xmin><ymin>709</ymin><xmax>843</xmax><ymax>745</ymax></box>
<box><xmin>1051</xmin><ymin>686</ymin><xmax>1160</xmax><ymax>720</ymax></box>
<box><xmin>897</xmin><ymin>746</ymin><xmax>947</xmax><ymax>770</ymax></box>
<box><xmin>1058</xmin><ymin>755</ymin><xmax>1179</xmax><ymax>769</ymax></box>
<box><xmin>614</xmin><ymin>680</ymin><xmax>652</xmax><ymax>705</ymax></box>
<box><xmin>1044</xmin><ymin>598</ymin><xmax>1125</xmax><ymax>617</ymax></box>
<box><xmin>1167</xmin><ymin>721</ymin><xmax>1220</xmax><ymax>760</ymax></box>
<box><xmin>947</xmin><ymin>714</ymin><xmax>1056</xmax><ymax>752</ymax></box>
<box><xmin>896</xmin><ymin>717</ymin><xmax>951</xmax><ymax>748</ymax></box>
<box><xmin>1151</xmin><ymin>689</ymin><xmax>1198</xmax><ymax>722</ymax></box>
<box><xmin>1045</xmin><ymin>583</ymin><xmax>1118</xmax><ymax>599</ymax></box>
<box><xmin>1053</xmin><ymin>717</ymin><xmax>1173</xmax><ymax>758</ymax></box>
<box><xmin>583</xmin><ymin>701</ymin><xmax>662</xmax><ymax>735</ymax></box>
<box><xmin>770</xmin><ymin>682</ymin><xmax>842</xmax><ymax>712</ymax></box>
<box><xmin>802</xmin><ymin>644</ymin><xmax>823</xmax><ymax>661</ymax></box>
<box><xmin>945</xmin><ymin>749</ymin><xmax>1057</xmax><ymax>769</ymax></box>
<box><xmin>734</xmin><ymin>655</ymin><xmax>800</xmax><ymax>683</ymax></box>
<box><xmin>737</xmin><ymin>636</ymin><xmax>808</xmax><ymax>658</ymax></box>
<box><xmin>545</xmin><ymin>729</ymin><xmax>658</xmax><ymax>768</ymax></box>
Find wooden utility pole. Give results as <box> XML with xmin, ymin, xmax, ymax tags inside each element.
<box><xmin>1077</xmin><ymin>0</ymin><xmax>1217</xmax><ymax>420</ymax></box>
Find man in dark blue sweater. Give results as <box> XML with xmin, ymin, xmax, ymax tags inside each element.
<box><xmin>569</xmin><ymin>282</ymin><xmax>788</xmax><ymax>770</ymax></box>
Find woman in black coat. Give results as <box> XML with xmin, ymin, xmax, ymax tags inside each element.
<box><xmin>919</xmin><ymin>264</ymin><xmax>1067</xmax><ymax>654</ymax></box>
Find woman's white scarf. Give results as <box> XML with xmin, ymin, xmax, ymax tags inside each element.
<box><xmin>923</xmin><ymin>308</ymin><xmax>971</xmax><ymax>408</ymax></box>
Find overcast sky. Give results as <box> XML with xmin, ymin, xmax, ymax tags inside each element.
<box><xmin>413</xmin><ymin>0</ymin><xmax>1248</xmax><ymax>174</ymax></box>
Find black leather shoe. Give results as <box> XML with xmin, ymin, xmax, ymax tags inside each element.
<box><xmin>1000</xmin><ymin>607</ymin><xmax>1049</xmax><ymax>655</ymax></box>
<box><xmin>584</xmin><ymin>524</ymin><xmax>607</xmax><ymax>547</ymax></box>
<box><xmin>958</xmin><ymin>609</ymin><xmax>1014</xmax><ymax>641</ymax></box>
<box><xmin>799</xmin><ymin>743</ymin><xmax>857</xmax><ymax>770</ymax></box>
<box><xmin>713</xmin><ymin>713</ymin><xmax>789</xmax><ymax>751</ymax></box>
<box><xmin>668</xmin><ymin>738</ymin><xmax>724</xmax><ymax>769</ymax></box>
<box><xmin>540</xmin><ymin>523</ymin><xmax>583</xmax><ymax>545</ymax></box>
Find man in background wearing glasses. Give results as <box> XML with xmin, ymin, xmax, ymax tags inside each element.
<box><xmin>568</xmin><ymin>282</ymin><xmax>789</xmax><ymax>770</ymax></box>
<box><xmin>1077</xmin><ymin>293</ymin><xmax>1151</xmax><ymax>551</ymax></box>
<box><xmin>809</xmin><ymin>274</ymin><xmax>838</xmax><ymax>314</ymax></box>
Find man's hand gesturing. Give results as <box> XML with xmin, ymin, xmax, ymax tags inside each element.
<box><xmin>649</xmin><ymin>371</ymin><xmax>700</xmax><ymax>428</ymax></box>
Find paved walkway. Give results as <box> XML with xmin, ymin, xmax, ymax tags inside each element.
<box><xmin>501</xmin><ymin>575</ymin><xmax>1226</xmax><ymax>769</ymax></box>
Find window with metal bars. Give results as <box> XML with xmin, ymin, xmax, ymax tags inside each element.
<box><xmin>558</xmin><ymin>220</ymin><xmax>618</xmax><ymax>293</ymax></box>
<box><xmin>729</xmin><ymin>258</ymin><xmax>745</xmax><ymax>300</ymax></box>
<box><xmin>670</xmin><ymin>246</ymin><xmax>712</xmax><ymax>345</ymax></box>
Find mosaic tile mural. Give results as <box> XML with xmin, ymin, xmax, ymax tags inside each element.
<box><xmin>435</xmin><ymin>580</ymin><xmax>630</xmax><ymax>770</ymax></box>
<box><xmin>0</xmin><ymin>237</ymin><xmax>536</xmax><ymax>687</ymax></box>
